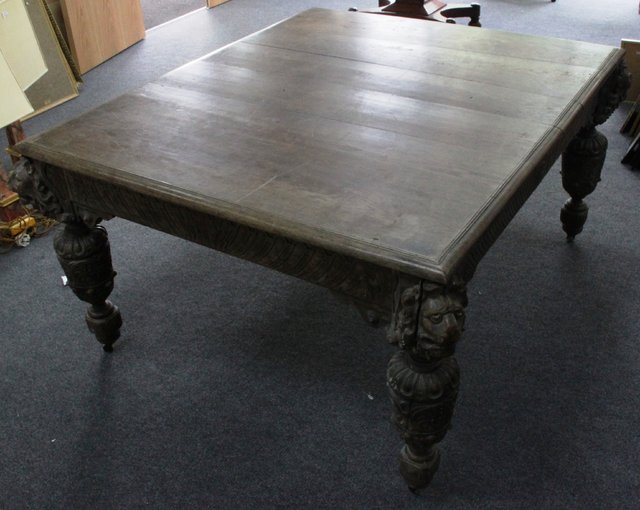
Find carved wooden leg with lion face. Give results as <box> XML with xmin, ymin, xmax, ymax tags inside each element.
<box><xmin>387</xmin><ymin>280</ymin><xmax>467</xmax><ymax>491</ymax></box>
<box><xmin>9</xmin><ymin>158</ymin><xmax>122</xmax><ymax>352</ymax></box>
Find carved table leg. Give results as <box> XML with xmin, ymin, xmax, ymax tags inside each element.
<box><xmin>387</xmin><ymin>281</ymin><xmax>467</xmax><ymax>490</ymax></box>
<box><xmin>8</xmin><ymin>159</ymin><xmax>122</xmax><ymax>351</ymax></box>
<box><xmin>560</xmin><ymin>125</ymin><xmax>607</xmax><ymax>240</ymax></box>
<box><xmin>54</xmin><ymin>221</ymin><xmax>122</xmax><ymax>351</ymax></box>
<box><xmin>559</xmin><ymin>61</ymin><xmax>630</xmax><ymax>240</ymax></box>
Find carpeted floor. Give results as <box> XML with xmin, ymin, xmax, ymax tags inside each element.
<box><xmin>1</xmin><ymin>1</ymin><xmax>639</xmax><ymax>509</ymax></box>
<box><xmin>141</xmin><ymin>0</ymin><xmax>204</xmax><ymax>29</ymax></box>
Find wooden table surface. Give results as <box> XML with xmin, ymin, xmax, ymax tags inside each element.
<box><xmin>16</xmin><ymin>8</ymin><xmax>622</xmax><ymax>282</ymax></box>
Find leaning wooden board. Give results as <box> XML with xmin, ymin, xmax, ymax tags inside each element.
<box><xmin>60</xmin><ymin>0</ymin><xmax>145</xmax><ymax>74</ymax></box>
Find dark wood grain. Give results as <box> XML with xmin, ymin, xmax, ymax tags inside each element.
<box><xmin>17</xmin><ymin>9</ymin><xmax>623</xmax><ymax>282</ymax></box>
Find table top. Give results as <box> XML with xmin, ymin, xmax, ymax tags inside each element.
<box><xmin>17</xmin><ymin>9</ymin><xmax>623</xmax><ymax>281</ymax></box>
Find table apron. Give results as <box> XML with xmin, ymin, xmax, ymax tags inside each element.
<box><xmin>58</xmin><ymin>169</ymin><xmax>399</xmax><ymax>320</ymax></box>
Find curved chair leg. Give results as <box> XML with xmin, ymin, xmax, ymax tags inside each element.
<box><xmin>349</xmin><ymin>0</ymin><xmax>482</xmax><ymax>27</ymax></box>
<box><xmin>439</xmin><ymin>3</ymin><xmax>481</xmax><ymax>26</ymax></box>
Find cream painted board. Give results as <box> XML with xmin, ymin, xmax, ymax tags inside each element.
<box><xmin>0</xmin><ymin>49</ymin><xmax>33</xmax><ymax>128</ymax></box>
<box><xmin>0</xmin><ymin>0</ymin><xmax>47</xmax><ymax>89</ymax></box>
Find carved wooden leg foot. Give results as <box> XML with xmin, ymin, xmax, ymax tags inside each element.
<box><xmin>560</xmin><ymin>126</ymin><xmax>607</xmax><ymax>240</ymax></box>
<box><xmin>401</xmin><ymin>445</ymin><xmax>440</xmax><ymax>492</ymax></box>
<box><xmin>54</xmin><ymin>222</ymin><xmax>121</xmax><ymax>351</ymax></box>
<box><xmin>388</xmin><ymin>351</ymin><xmax>459</xmax><ymax>490</ymax></box>
<box><xmin>560</xmin><ymin>198</ymin><xmax>588</xmax><ymax>241</ymax></box>
<box><xmin>86</xmin><ymin>301</ymin><xmax>122</xmax><ymax>352</ymax></box>
<box><xmin>387</xmin><ymin>281</ymin><xmax>467</xmax><ymax>490</ymax></box>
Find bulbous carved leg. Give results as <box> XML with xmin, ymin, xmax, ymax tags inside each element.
<box><xmin>388</xmin><ymin>352</ymin><xmax>459</xmax><ymax>490</ymax></box>
<box><xmin>560</xmin><ymin>126</ymin><xmax>607</xmax><ymax>240</ymax></box>
<box><xmin>559</xmin><ymin>61</ymin><xmax>630</xmax><ymax>240</ymax></box>
<box><xmin>54</xmin><ymin>221</ymin><xmax>122</xmax><ymax>352</ymax></box>
<box><xmin>387</xmin><ymin>281</ymin><xmax>467</xmax><ymax>491</ymax></box>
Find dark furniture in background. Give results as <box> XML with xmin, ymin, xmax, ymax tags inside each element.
<box><xmin>350</xmin><ymin>0</ymin><xmax>481</xmax><ymax>26</ymax></box>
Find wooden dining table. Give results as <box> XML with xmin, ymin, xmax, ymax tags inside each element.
<box><xmin>12</xmin><ymin>8</ymin><xmax>628</xmax><ymax>491</ymax></box>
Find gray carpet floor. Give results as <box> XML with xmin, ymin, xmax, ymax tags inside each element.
<box><xmin>1</xmin><ymin>1</ymin><xmax>639</xmax><ymax>508</ymax></box>
<box><xmin>141</xmin><ymin>0</ymin><xmax>204</xmax><ymax>29</ymax></box>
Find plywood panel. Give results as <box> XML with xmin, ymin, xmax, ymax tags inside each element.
<box><xmin>206</xmin><ymin>0</ymin><xmax>229</xmax><ymax>7</ymax></box>
<box><xmin>60</xmin><ymin>0</ymin><xmax>145</xmax><ymax>74</ymax></box>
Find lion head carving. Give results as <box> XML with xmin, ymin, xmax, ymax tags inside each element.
<box><xmin>389</xmin><ymin>282</ymin><xmax>467</xmax><ymax>363</ymax></box>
